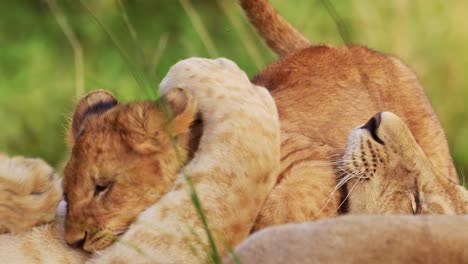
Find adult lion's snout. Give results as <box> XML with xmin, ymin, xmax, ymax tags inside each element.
<box><xmin>361</xmin><ymin>112</ymin><xmax>384</xmax><ymax>145</ymax></box>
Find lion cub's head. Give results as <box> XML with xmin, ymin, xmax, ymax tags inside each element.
<box><xmin>63</xmin><ymin>89</ymin><xmax>197</xmax><ymax>252</ymax></box>
<box><xmin>0</xmin><ymin>153</ymin><xmax>62</xmax><ymax>233</ymax></box>
<box><xmin>341</xmin><ymin>112</ymin><xmax>467</xmax><ymax>215</ymax></box>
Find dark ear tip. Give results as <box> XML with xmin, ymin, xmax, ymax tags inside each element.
<box><xmin>76</xmin><ymin>90</ymin><xmax>118</xmax><ymax>113</ymax></box>
<box><xmin>79</xmin><ymin>90</ymin><xmax>117</xmax><ymax>106</ymax></box>
<box><xmin>84</xmin><ymin>89</ymin><xmax>114</xmax><ymax>97</ymax></box>
<box><xmin>70</xmin><ymin>89</ymin><xmax>118</xmax><ymax>143</ymax></box>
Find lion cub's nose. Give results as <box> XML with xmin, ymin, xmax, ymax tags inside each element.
<box><xmin>361</xmin><ymin>112</ymin><xmax>384</xmax><ymax>145</ymax></box>
<box><xmin>65</xmin><ymin>229</ymin><xmax>87</xmax><ymax>248</ymax></box>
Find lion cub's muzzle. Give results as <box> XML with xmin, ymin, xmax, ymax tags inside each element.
<box><xmin>65</xmin><ymin>226</ymin><xmax>87</xmax><ymax>249</ymax></box>
<box><xmin>65</xmin><ymin>225</ymin><xmax>115</xmax><ymax>252</ymax></box>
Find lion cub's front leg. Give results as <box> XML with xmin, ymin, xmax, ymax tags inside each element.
<box><xmin>89</xmin><ymin>58</ymin><xmax>280</xmax><ymax>264</ymax></box>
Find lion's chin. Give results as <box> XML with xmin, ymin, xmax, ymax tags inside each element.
<box><xmin>83</xmin><ymin>231</ymin><xmax>118</xmax><ymax>252</ymax></box>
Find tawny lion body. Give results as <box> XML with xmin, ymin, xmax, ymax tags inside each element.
<box><xmin>0</xmin><ymin>154</ymin><xmax>62</xmax><ymax>234</ymax></box>
<box><xmin>226</xmin><ymin>215</ymin><xmax>468</xmax><ymax>264</ymax></box>
<box><xmin>0</xmin><ymin>154</ymin><xmax>88</xmax><ymax>263</ymax></box>
<box><xmin>50</xmin><ymin>58</ymin><xmax>278</xmax><ymax>263</ymax></box>
<box><xmin>0</xmin><ymin>221</ymin><xmax>88</xmax><ymax>264</ymax></box>
<box><xmin>239</xmin><ymin>0</ymin><xmax>458</xmax><ymax>230</ymax></box>
<box><xmin>226</xmin><ymin>112</ymin><xmax>467</xmax><ymax>263</ymax></box>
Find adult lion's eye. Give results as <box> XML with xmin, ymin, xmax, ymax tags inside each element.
<box><xmin>30</xmin><ymin>191</ymin><xmax>46</xmax><ymax>196</ymax></box>
<box><xmin>94</xmin><ymin>184</ymin><xmax>109</xmax><ymax>197</ymax></box>
<box><xmin>411</xmin><ymin>195</ymin><xmax>417</xmax><ymax>214</ymax></box>
<box><xmin>411</xmin><ymin>190</ymin><xmax>421</xmax><ymax>214</ymax></box>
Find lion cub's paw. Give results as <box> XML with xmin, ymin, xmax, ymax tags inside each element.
<box><xmin>160</xmin><ymin>57</ymin><xmax>275</xmax><ymax>124</ymax></box>
<box><xmin>160</xmin><ymin>58</ymin><xmax>251</xmax><ymax>98</ymax></box>
<box><xmin>0</xmin><ymin>154</ymin><xmax>62</xmax><ymax>233</ymax></box>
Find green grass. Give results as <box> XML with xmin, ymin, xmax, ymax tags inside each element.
<box><xmin>0</xmin><ymin>0</ymin><xmax>466</xmax><ymax>181</ymax></box>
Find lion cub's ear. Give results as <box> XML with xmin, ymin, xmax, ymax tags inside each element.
<box><xmin>68</xmin><ymin>90</ymin><xmax>118</xmax><ymax>146</ymax></box>
<box><xmin>124</xmin><ymin>88</ymin><xmax>197</xmax><ymax>154</ymax></box>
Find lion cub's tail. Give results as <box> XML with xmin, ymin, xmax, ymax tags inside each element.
<box><xmin>238</xmin><ymin>0</ymin><xmax>312</xmax><ymax>57</ymax></box>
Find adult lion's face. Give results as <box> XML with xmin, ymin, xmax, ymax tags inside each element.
<box><xmin>341</xmin><ymin>112</ymin><xmax>467</xmax><ymax>215</ymax></box>
<box><xmin>63</xmin><ymin>89</ymin><xmax>197</xmax><ymax>252</ymax></box>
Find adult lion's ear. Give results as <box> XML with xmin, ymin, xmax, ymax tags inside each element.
<box><xmin>67</xmin><ymin>90</ymin><xmax>118</xmax><ymax>146</ymax></box>
<box><xmin>163</xmin><ymin>88</ymin><xmax>198</xmax><ymax>136</ymax></box>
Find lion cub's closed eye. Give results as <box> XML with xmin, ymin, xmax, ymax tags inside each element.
<box><xmin>0</xmin><ymin>153</ymin><xmax>62</xmax><ymax>233</ymax></box>
<box><xmin>341</xmin><ymin>112</ymin><xmax>467</xmax><ymax>215</ymax></box>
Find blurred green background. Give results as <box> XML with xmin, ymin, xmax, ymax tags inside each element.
<box><xmin>0</xmin><ymin>0</ymin><xmax>466</xmax><ymax>184</ymax></box>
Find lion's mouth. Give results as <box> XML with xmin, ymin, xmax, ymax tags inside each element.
<box><xmin>83</xmin><ymin>229</ymin><xmax>122</xmax><ymax>252</ymax></box>
<box><xmin>361</xmin><ymin>112</ymin><xmax>384</xmax><ymax>145</ymax></box>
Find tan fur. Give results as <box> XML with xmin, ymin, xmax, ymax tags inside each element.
<box><xmin>225</xmin><ymin>215</ymin><xmax>468</xmax><ymax>264</ymax></box>
<box><xmin>2</xmin><ymin>109</ymin><xmax>465</xmax><ymax>263</ymax></box>
<box><xmin>0</xmin><ymin>218</ymin><xmax>88</xmax><ymax>264</ymax></box>
<box><xmin>63</xmin><ymin>87</ymin><xmax>199</xmax><ymax>251</ymax></box>
<box><xmin>238</xmin><ymin>0</ymin><xmax>311</xmax><ymax>56</ymax></box>
<box><xmin>239</xmin><ymin>0</ymin><xmax>458</xmax><ymax>230</ymax></box>
<box><xmin>56</xmin><ymin>58</ymin><xmax>280</xmax><ymax>263</ymax></box>
<box><xmin>341</xmin><ymin>112</ymin><xmax>467</xmax><ymax>215</ymax></box>
<box><xmin>0</xmin><ymin>154</ymin><xmax>62</xmax><ymax>233</ymax></box>
<box><xmin>0</xmin><ymin>155</ymin><xmax>88</xmax><ymax>263</ymax></box>
<box><xmin>226</xmin><ymin>113</ymin><xmax>467</xmax><ymax>263</ymax></box>
<box><xmin>0</xmin><ymin>58</ymin><xmax>280</xmax><ymax>263</ymax></box>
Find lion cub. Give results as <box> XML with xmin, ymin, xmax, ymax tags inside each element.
<box><xmin>62</xmin><ymin>58</ymin><xmax>280</xmax><ymax>263</ymax></box>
